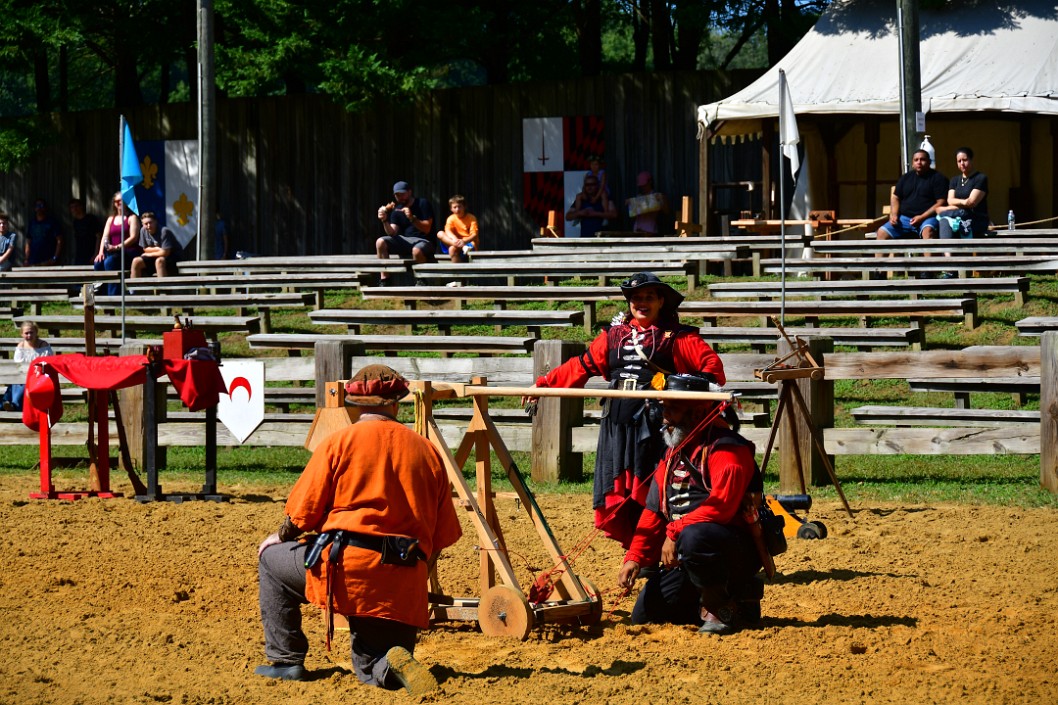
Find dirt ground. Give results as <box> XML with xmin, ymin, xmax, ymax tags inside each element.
<box><xmin>2</xmin><ymin>472</ymin><xmax>1057</xmax><ymax>705</ymax></box>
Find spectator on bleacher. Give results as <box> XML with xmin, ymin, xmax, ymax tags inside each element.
<box><xmin>566</xmin><ymin>172</ymin><xmax>616</xmax><ymax>238</ymax></box>
<box><xmin>375</xmin><ymin>180</ymin><xmax>435</xmax><ymax>286</ymax></box>
<box><xmin>586</xmin><ymin>155</ymin><xmax>610</xmax><ymax>199</ymax></box>
<box><xmin>0</xmin><ymin>212</ymin><xmax>16</xmax><ymax>272</ymax></box>
<box><xmin>436</xmin><ymin>194</ymin><xmax>479</xmax><ymax>263</ymax></box>
<box><xmin>2</xmin><ymin>321</ymin><xmax>53</xmax><ymax>412</ymax></box>
<box><xmin>626</xmin><ymin>171</ymin><xmax>669</xmax><ymax>235</ymax></box>
<box><xmin>876</xmin><ymin>150</ymin><xmax>948</xmax><ymax>242</ymax></box>
<box><xmin>525</xmin><ymin>272</ymin><xmax>726</xmax><ymax>549</ymax></box>
<box><xmin>215</xmin><ymin>211</ymin><xmax>231</xmax><ymax>260</ymax></box>
<box><xmin>24</xmin><ymin>198</ymin><xmax>64</xmax><ymax>266</ymax></box>
<box><xmin>93</xmin><ymin>192</ymin><xmax>141</xmax><ymax>297</ymax></box>
<box><xmin>131</xmin><ymin>212</ymin><xmax>180</xmax><ymax>279</ymax></box>
<box><xmin>937</xmin><ymin>147</ymin><xmax>990</xmax><ymax>240</ymax></box>
<box><xmin>68</xmin><ymin>198</ymin><xmax>103</xmax><ymax>266</ymax></box>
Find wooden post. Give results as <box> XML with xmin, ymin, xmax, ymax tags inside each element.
<box><xmin>777</xmin><ymin>336</ymin><xmax>834</xmax><ymax>492</ymax></box>
<box><xmin>674</xmin><ymin>196</ymin><xmax>702</xmax><ymax>237</ymax></box>
<box><xmin>531</xmin><ymin>339</ymin><xmax>584</xmax><ymax>483</ymax></box>
<box><xmin>1042</xmin><ymin>332</ymin><xmax>1058</xmax><ymax>494</ymax></box>
<box><xmin>314</xmin><ymin>340</ymin><xmax>362</xmax><ymax>408</ymax></box>
<box><xmin>119</xmin><ymin>341</ymin><xmax>165</xmax><ymax>471</ymax></box>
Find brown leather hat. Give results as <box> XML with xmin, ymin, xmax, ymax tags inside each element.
<box><xmin>344</xmin><ymin>364</ymin><xmax>409</xmax><ymax>406</ymax></box>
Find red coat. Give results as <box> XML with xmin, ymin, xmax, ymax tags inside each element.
<box><xmin>285</xmin><ymin>417</ymin><xmax>462</xmax><ymax>628</ymax></box>
<box><xmin>623</xmin><ymin>427</ymin><xmax>756</xmax><ymax>567</ymax></box>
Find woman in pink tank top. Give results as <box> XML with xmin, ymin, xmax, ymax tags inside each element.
<box><xmin>92</xmin><ymin>191</ymin><xmax>142</xmax><ymax>297</ymax></box>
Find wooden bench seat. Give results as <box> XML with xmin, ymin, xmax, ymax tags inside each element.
<box><xmin>699</xmin><ymin>325</ymin><xmax>922</xmax><ymax>351</ymax></box>
<box><xmin>907</xmin><ymin>376</ymin><xmax>1040</xmax><ymax>408</ymax></box>
<box><xmin>811</xmin><ymin>237</ymin><xmax>1058</xmax><ymax>257</ymax></box>
<box><xmin>851</xmin><ymin>404</ymin><xmax>1040</xmax><ymax>426</ymax></box>
<box><xmin>1015</xmin><ymin>317</ymin><xmax>1058</xmax><ymax>337</ymax></box>
<box><xmin>474</xmin><ymin>244</ymin><xmax>749</xmax><ymax>276</ymax></box>
<box><xmin>360</xmin><ymin>285</ymin><xmax>619</xmax><ymax>333</ymax></box>
<box><xmin>708</xmin><ymin>276</ymin><xmax>1029</xmax><ymax>307</ymax></box>
<box><xmin>308</xmin><ymin>307</ymin><xmax>583</xmax><ymax>337</ymax></box>
<box><xmin>116</xmin><ymin>273</ymin><xmax>362</xmax><ymax>308</ymax></box>
<box><xmin>411</xmin><ymin>260</ymin><xmax>695</xmax><ymax>288</ymax></box>
<box><xmin>681</xmin><ymin>297</ymin><xmax>977</xmax><ymax>331</ymax></box>
<box><xmin>79</xmin><ymin>292</ymin><xmax>314</xmax><ymax>333</ymax></box>
<box><xmin>0</xmin><ymin>288</ymin><xmax>76</xmax><ymax>314</ymax></box>
<box><xmin>14</xmin><ymin>314</ymin><xmax>261</xmax><ymax>338</ymax></box>
<box><xmin>759</xmin><ymin>254</ymin><xmax>1058</xmax><ymax>278</ymax></box>
<box><xmin>175</xmin><ymin>255</ymin><xmax>409</xmax><ymax>277</ymax></box>
<box><xmin>246</xmin><ymin>333</ymin><xmax>536</xmax><ymax>356</ymax></box>
<box><xmin>0</xmin><ymin>268</ymin><xmax>117</xmax><ymax>287</ymax></box>
<box><xmin>0</xmin><ymin>337</ymin><xmax>161</xmax><ymax>357</ymax></box>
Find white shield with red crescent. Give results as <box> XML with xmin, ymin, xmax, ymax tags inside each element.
<box><xmin>216</xmin><ymin>360</ymin><xmax>265</xmax><ymax>443</ymax></box>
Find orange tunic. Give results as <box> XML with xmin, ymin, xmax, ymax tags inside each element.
<box><xmin>284</xmin><ymin>417</ymin><xmax>462</xmax><ymax>628</ymax></box>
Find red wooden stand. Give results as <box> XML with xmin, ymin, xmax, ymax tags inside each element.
<box><xmin>30</xmin><ymin>391</ymin><xmax>120</xmax><ymax>500</ymax></box>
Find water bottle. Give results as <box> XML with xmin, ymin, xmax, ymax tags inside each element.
<box><xmin>1007</xmin><ymin>210</ymin><xmax>1015</xmax><ymax>231</ymax></box>
<box><xmin>919</xmin><ymin>135</ymin><xmax>936</xmax><ymax>164</ymax></box>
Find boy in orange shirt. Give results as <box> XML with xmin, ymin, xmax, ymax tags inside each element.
<box><xmin>436</xmin><ymin>194</ymin><xmax>479</xmax><ymax>262</ymax></box>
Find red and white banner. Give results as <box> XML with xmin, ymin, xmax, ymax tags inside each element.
<box><xmin>217</xmin><ymin>360</ymin><xmax>264</xmax><ymax>444</ymax></box>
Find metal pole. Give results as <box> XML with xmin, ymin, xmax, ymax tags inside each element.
<box><xmin>197</xmin><ymin>0</ymin><xmax>216</xmax><ymax>261</ymax></box>
<box><xmin>118</xmin><ymin>116</ymin><xmax>127</xmax><ymax>342</ymax></box>
<box><xmin>898</xmin><ymin>0</ymin><xmax>923</xmax><ymax>172</ymax></box>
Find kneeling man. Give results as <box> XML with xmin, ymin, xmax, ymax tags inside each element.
<box><xmin>617</xmin><ymin>373</ymin><xmax>765</xmax><ymax>634</ymax></box>
<box><xmin>256</xmin><ymin>364</ymin><xmax>462</xmax><ymax>695</ymax></box>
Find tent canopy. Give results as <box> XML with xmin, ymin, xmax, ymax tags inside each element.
<box><xmin>699</xmin><ymin>0</ymin><xmax>1058</xmax><ymax>137</ymax></box>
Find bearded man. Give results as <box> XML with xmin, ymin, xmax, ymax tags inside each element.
<box><xmin>616</xmin><ymin>373</ymin><xmax>765</xmax><ymax>634</ymax></box>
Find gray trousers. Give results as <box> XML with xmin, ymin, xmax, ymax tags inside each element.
<box><xmin>258</xmin><ymin>541</ymin><xmax>418</xmax><ymax>688</ymax></box>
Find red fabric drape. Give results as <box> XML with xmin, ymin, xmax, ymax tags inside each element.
<box><xmin>23</xmin><ymin>354</ymin><xmax>226</xmax><ymax>430</ymax></box>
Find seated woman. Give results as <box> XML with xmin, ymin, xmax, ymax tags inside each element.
<box><xmin>2</xmin><ymin>321</ymin><xmax>54</xmax><ymax>412</ymax></box>
<box><xmin>93</xmin><ymin>192</ymin><xmax>142</xmax><ymax>296</ymax></box>
<box><xmin>937</xmin><ymin>147</ymin><xmax>989</xmax><ymax>239</ymax></box>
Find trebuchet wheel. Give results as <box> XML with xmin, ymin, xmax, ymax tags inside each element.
<box><xmin>478</xmin><ymin>585</ymin><xmax>534</xmax><ymax>639</ymax></box>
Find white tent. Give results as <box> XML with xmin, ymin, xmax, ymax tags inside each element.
<box><xmin>697</xmin><ymin>0</ymin><xmax>1058</xmax><ymax>226</ymax></box>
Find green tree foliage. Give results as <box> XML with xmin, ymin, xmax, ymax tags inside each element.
<box><xmin>0</xmin><ymin>0</ymin><xmax>829</xmax><ymax>163</ymax></box>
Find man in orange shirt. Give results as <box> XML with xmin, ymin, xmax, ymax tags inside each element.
<box><xmin>255</xmin><ymin>364</ymin><xmax>462</xmax><ymax>695</ymax></box>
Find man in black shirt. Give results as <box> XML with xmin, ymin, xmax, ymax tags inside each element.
<box><xmin>68</xmin><ymin>198</ymin><xmax>103</xmax><ymax>266</ymax></box>
<box><xmin>877</xmin><ymin>150</ymin><xmax>948</xmax><ymax>241</ymax></box>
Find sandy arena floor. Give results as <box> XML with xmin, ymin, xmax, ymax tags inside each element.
<box><xmin>1</xmin><ymin>473</ymin><xmax>1056</xmax><ymax>705</ymax></box>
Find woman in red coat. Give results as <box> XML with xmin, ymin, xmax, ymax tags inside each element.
<box><xmin>532</xmin><ymin>272</ymin><xmax>725</xmax><ymax>548</ymax></box>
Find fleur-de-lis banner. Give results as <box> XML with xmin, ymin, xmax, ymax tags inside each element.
<box><xmin>130</xmin><ymin>140</ymin><xmax>200</xmax><ymax>249</ymax></box>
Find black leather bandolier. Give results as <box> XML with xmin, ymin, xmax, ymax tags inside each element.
<box><xmin>645</xmin><ymin>428</ymin><xmax>762</xmax><ymax>522</ymax></box>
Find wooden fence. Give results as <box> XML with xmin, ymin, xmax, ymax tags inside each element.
<box><xmin>0</xmin><ymin>70</ymin><xmax>758</xmax><ymax>259</ymax></box>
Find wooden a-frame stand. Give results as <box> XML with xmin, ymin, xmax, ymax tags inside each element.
<box><xmin>411</xmin><ymin>378</ymin><xmax>601</xmax><ymax>639</ymax></box>
<box><xmin>756</xmin><ymin>323</ymin><xmax>854</xmax><ymax>518</ymax></box>
<box><xmin>305</xmin><ymin>377</ymin><xmax>733</xmax><ymax>638</ymax></box>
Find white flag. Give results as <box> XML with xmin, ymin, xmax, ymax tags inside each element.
<box><xmin>216</xmin><ymin>360</ymin><xmax>265</xmax><ymax>444</ymax></box>
<box><xmin>779</xmin><ymin>69</ymin><xmax>801</xmax><ymax>177</ymax></box>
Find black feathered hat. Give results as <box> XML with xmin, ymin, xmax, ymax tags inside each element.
<box><xmin>619</xmin><ymin>272</ymin><xmax>684</xmax><ymax>310</ymax></box>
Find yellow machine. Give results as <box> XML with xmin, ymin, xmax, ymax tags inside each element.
<box><xmin>765</xmin><ymin>494</ymin><xmax>828</xmax><ymax>540</ymax></box>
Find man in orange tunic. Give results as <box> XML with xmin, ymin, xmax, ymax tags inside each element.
<box><xmin>255</xmin><ymin>364</ymin><xmax>462</xmax><ymax>695</ymax></box>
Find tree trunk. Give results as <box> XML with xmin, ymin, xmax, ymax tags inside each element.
<box><xmin>632</xmin><ymin>0</ymin><xmax>649</xmax><ymax>71</ymax></box>
<box><xmin>650</xmin><ymin>0</ymin><xmax>672</xmax><ymax>69</ymax></box>
<box><xmin>33</xmin><ymin>47</ymin><xmax>51</xmax><ymax>113</ymax></box>
<box><xmin>114</xmin><ymin>47</ymin><xmax>143</xmax><ymax>107</ymax></box>
<box><xmin>575</xmin><ymin>0</ymin><xmax>602</xmax><ymax>77</ymax></box>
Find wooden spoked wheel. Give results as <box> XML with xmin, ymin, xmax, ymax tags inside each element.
<box><xmin>579</xmin><ymin>578</ymin><xmax>604</xmax><ymax>625</ymax></box>
<box><xmin>478</xmin><ymin>584</ymin><xmax>534</xmax><ymax>639</ymax></box>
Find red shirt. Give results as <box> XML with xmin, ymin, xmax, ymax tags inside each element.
<box><xmin>623</xmin><ymin>429</ymin><xmax>755</xmax><ymax>567</ymax></box>
<box><xmin>535</xmin><ymin>320</ymin><xmax>726</xmax><ymax>389</ymax></box>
